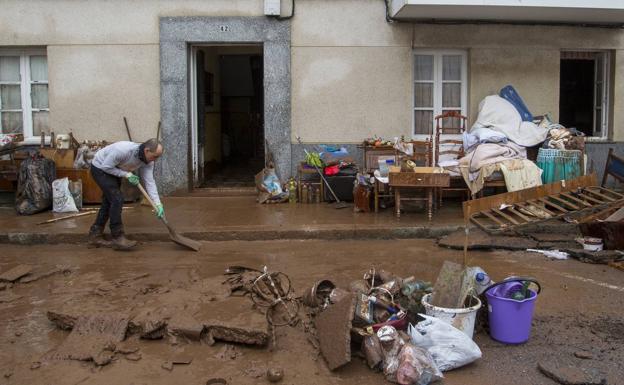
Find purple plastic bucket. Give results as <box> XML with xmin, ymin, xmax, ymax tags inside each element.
<box><xmin>485</xmin><ymin>279</ymin><xmax>540</xmax><ymax>344</ymax></box>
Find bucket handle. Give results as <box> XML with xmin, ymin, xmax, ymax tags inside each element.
<box><xmin>483</xmin><ymin>277</ymin><xmax>541</xmax><ymax>296</ymax></box>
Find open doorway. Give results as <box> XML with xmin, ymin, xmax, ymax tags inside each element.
<box><xmin>559</xmin><ymin>51</ymin><xmax>609</xmax><ymax>138</ymax></box>
<box><xmin>191</xmin><ymin>45</ymin><xmax>264</xmax><ymax>188</ymax></box>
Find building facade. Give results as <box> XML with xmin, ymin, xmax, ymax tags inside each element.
<box><xmin>1</xmin><ymin>0</ymin><xmax>623</xmax><ymax>194</ymax></box>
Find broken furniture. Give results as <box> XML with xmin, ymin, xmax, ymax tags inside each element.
<box><xmin>601</xmin><ymin>147</ymin><xmax>624</xmax><ymax>187</ymax></box>
<box><xmin>389</xmin><ymin>167</ymin><xmax>450</xmax><ymax>220</ymax></box>
<box><xmin>433</xmin><ymin>111</ymin><xmax>471</xmax><ymax>204</ymax></box>
<box><xmin>463</xmin><ymin>173</ymin><xmax>624</xmax><ymax>233</ymax></box>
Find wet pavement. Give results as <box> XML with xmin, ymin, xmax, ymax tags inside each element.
<box><xmin>0</xmin><ymin>239</ymin><xmax>623</xmax><ymax>385</ymax></box>
<box><xmin>0</xmin><ymin>196</ymin><xmax>465</xmax><ymax>243</ymax></box>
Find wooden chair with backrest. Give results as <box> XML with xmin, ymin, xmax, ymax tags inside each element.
<box><xmin>396</xmin><ymin>139</ymin><xmax>432</xmax><ymax>169</ymax></box>
<box><xmin>434</xmin><ymin>111</ymin><xmax>470</xmax><ymax>205</ymax></box>
<box><xmin>601</xmin><ymin>148</ymin><xmax>624</xmax><ymax>187</ymax></box>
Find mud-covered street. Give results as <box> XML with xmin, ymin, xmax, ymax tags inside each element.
<box><xmin>1</xmin><ymin>239</ymin><xmax>623</xmax><ymax>385</ymax></box>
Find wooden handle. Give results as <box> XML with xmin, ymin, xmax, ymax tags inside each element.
<box><xmin>137</xmin><ymin>183</ymin><xmax>158</xmax><ymax>211</ymax></box>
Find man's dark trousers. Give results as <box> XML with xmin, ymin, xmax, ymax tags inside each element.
<box><xmin>89</xmin><ymin>165</ymin><xmax>125</xmax><ymax>237</ymax></box>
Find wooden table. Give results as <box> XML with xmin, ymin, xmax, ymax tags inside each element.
<box><xmin>389</xmin><ymin>171</ymin><xmax>450</xmax><ymax>220</ymax></box>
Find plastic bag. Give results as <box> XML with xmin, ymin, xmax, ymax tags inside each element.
<box><xmin>378</xmin><ymin>325</ymin><xmax>405</xmax><ymax>382</ymax></box>
<box><xmin>52</xmin><ymin>177</ymin><xmax>78</xmax><ymax>213</ymax></box>
<box><xmin>408</xmin><ymin>315</ymin><xmax>482</xmax><ymax>372</ymax></box>
<box><xmin>396</xmin><ymin>343</ymin><xmax>443</xmax><ymax>385</ymax></box>
<box><xmin>15</xmin><ymin>153</ymin><xmax>55</xmax><ymax>215</ymax></box>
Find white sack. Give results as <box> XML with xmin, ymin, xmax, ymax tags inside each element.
<box><xmin>471</xmin><ymin>95</ymin><xmax>548</xmax><ymax>147</ymax></box>
<box><xmin>408</xmin><ymin>314</ymin><xmax>482</xmax><ymax>372</ymax></box>
<box><xmin>52</xmin><ymin>177</ymin><xmax>78</xmax><ymax>213</ymax></box>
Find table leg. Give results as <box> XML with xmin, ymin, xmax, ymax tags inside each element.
<box><xmin>374</xmin><ymin>180</ymin><xmax>379</xmax><ymax>213</ymax></box>
<box><xmin>428</xmin><ymin>188</ymin><xmax>433</xmax><ymax>221</ymax></box>
<box><xmin>395</xmin><ymin>187</ymin><xmax>401</xmax><ymax>218</ymax></box>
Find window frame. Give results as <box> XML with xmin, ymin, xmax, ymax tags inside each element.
<box><xmin>412</xmin><ymin>49</ymin><xmax>468</xmax><ymax>138</ymax></box>
<box><xmin>0</xmin><ymin>48</ymin><xmax>48</xmax><ymax>138</ymax></box>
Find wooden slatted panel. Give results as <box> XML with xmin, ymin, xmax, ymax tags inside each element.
<box><xmin>560</xmin><ymin>192</ymin><xmax>592</xmax><ymax>207</ymax></box>
<box><xmin>492</xmin><ymin>208</ymin><xmax>520</xmax><ymax>225</ymax></box>
<box><xmin>482</xmin><ymin>210</ymin><xmax>507</xmax><ymax>227</ymax></box>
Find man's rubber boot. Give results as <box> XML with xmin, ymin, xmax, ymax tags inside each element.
<box><xmin>88</xmin><ymin>226</ymin><xmax>112</xmax><ymax>248</ymax></box>
<box><xmin>111</xmin><ymin>234</ymin><xmax>137</xmax><ymax>251</ymax></box>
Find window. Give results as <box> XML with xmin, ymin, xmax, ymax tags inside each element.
<box><xmin>559</xmin><ymin>51</ymin><xmax>610</xmax><ymax>138</ymax></box>
<box><xmin>0</xmin><ymin>50</ymin><xmax>49</xmax><ymax>137</ymax></box>
<box><xmin>413</xmin><ymin>50</ymin><xmax>467</xmax><ymax>136</ymax></box>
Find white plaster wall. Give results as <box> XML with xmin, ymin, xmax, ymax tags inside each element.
<box><xmin>468</xmin><ymin>48</ymin><xmax>560</xmax><ymax>123</ymax></box>
<box><xmin>0</xmin><ymin>0</ymin><xmax>263</xmax><ymax>45</ymax></box>
<box><xmin>291</xmin><ymin>1</ymin><xmax>624</xmax><ymax>142</ymax></box>
<box><xmin>0</xmin><ymin>0</ymin><xmax>264</xmax><ymax>141</ymax></box>
<box><xmin>48</xmin><ymin>45</ymin><xmax>161</xmax><ymax>142</ymax></box>
<box><xmin>292</xmin><ymin>47</ymin><xmax>412</xmax><ymax>142</ymax></box>
<box><xmin>3</xmin><ymin>0</ymin><xmax>624</xmax><ymax>143</ymax></box>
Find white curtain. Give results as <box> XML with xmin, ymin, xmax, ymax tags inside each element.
<box><xmin>0</xmin><ymin>57</ymin><xmax>20</xmax><ymax>82</ymax></box>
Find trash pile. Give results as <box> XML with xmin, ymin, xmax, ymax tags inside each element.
<box><xmin>305</xmin><ymin>262</ymin><xmax>502</xmax><ymax>385</ymax></box>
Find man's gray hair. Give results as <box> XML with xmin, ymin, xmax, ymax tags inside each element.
<box><xmin>143</xmin><ymin>138</ymin><xmax>161</xmax><ymax>152</ymax></box>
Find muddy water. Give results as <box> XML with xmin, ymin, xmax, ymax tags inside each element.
<box><xmin>0</xmin><ymin>240</ymin><xmax>623</xmax><ymax>385</ymax></box>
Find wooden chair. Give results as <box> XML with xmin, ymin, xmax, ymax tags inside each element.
<box><xmin>397</xmin><ymin>139</ymin><xmax>432</xmax><ymax>169</ymax></box>
<box><xmin>601</xmin><ymin>148</ymin><xmax>624</xmax><ymax>187</ymax></box>
<box><xmin>363</xmin><ymin>145</ymin><xmax>398</xmax><ymax>213</ymax></box>
<box><xmin>434</xmin><ymin>111</ymin><xmax>471</xmax><ymax>205</ymax></box>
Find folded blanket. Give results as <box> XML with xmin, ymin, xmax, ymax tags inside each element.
<box><xmin>471</xmin><ymin>95</ymin><xmax>548</xmax><ymax>147</ymax></box>
<box><xmin>459</xmin><ymin>142</ymin><xmax>526</xmax><ymax>173</ymax></box>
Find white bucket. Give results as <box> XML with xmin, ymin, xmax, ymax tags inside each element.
<box><xmin>421</xmin><ymin>293</ymin><xmax>481</xmax><ymax>338</ymax></box>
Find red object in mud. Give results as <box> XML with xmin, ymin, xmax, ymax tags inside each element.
<box><xmin>372</xmin><ymin>314</ymin><xmax>408</xmax><ymax>332</ymax></box>
<box><xmin>324</xmin><ymin>165</ymin><xmax>340</xmax><ymax>176</ymax></box>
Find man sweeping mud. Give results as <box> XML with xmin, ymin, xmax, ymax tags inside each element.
<box><xmin>88</xmin><ymin>139</ymin><xmax>164</xmax><ymax>250</ymax></box>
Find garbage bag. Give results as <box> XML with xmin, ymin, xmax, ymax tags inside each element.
<box><xmin>52</xmin><ymin>177</ymin><xmax>79</xmax><ymax>213</ymax></box>
<box><xmin>15</xmin><ymin>153</ymin><xmax>56</xmax><ymax>215</ymax></box>
<box><xmin>408</xmin><ymin>315</ymin><xmax>482</xmax><ymax>371</ymax></box>
<box><xmin>396</xmin><ymin>343</ymin><xmax>443</xmax><ymax>385</ymax></box>
<box><xmin>378</xmin><ymin>325</ymin><xmax>405</xmax><ymax>383</ymax></box>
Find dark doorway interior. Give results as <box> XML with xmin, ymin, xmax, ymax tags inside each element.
<box><xmin>559</xmin><ymin>59</ymin><xmax>594</xmax><ymax>136</ymax></box>
<box><xmin>197</xmin><ymin>48</ymin><xmax>264</xmax><ymax>188</ymax></box>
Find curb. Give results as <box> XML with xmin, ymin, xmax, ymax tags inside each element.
<box><xmin>0</xmin><ymin>225</ymin><xmax>463</xmax><ymax>245</ymax></box>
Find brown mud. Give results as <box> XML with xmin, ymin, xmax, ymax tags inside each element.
<box><xmin>0</xmin><ymin>239</ymin><xmax>623</xmax><ymax>385</ymax></box>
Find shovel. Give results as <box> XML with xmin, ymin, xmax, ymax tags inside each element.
<box><xmin>136</xmin><ymin>184</ymin><xmax>201</xmax><ymax>251</ymax></box>
<box><xmin>296</xmin><ymin>136</ymin><xmax>349</xmax><ymax>209</ymax></box>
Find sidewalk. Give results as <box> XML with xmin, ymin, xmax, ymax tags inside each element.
<box><xmin>0</xmin><ymin>196</ymin><xmax>466</xmax><ymax>244</ymax></box>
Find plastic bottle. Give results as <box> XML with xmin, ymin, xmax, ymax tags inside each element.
<box><xmin>288</xmin><ymin>178</ymin><xmax>297</xmax><ymax>203</ymax></box>
<box><xmin>301</xmin><ymin>183</ymin><xmax>308</xmax><ymax>204</ymax></box>
<box><xmin>465</xmin><ymin>267</ymin><xmax>493</xmax><ymax>295</ymax></box>
<box><xmin>474</xmin><ymin>272</ymin><xmax>492</xmax><ymax>295</ymax></box>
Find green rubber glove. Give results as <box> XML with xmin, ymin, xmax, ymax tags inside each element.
<box><xmin>155</xmin><ymin>204</ymin><xmax>164</xmax><ymax>219</ymax></box>
<box><xmin>126</xmin><ymin>172</ymin><xmax>140</xmax><ymax>186</ymax></box>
